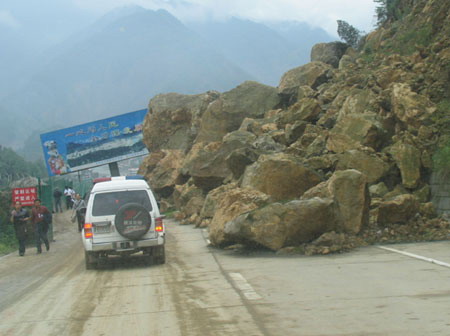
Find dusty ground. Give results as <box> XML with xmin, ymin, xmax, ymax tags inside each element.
<box><xmin>2</xmin><ymin>210</ymin><xmax>450</xmax><ymax>335</ymax></box>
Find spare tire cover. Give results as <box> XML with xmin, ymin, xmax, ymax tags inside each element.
<box><xmin>115</xmin><ymin>203</ymin><xmax>151</xmax><ymax>240</ymax></box>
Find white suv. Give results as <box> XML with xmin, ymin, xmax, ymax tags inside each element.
<box><xmin>82</xmin><ymin>176</ymin><xmax>165</xmax><ymax>269</ymax></box>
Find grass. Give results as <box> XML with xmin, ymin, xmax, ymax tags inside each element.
<box><xmin>0</xmin><ymin>239</ymin><xmax>17</xmax><ymax>256</ymax></box>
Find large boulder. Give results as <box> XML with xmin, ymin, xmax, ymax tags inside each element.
<box><xmin>277</xmin><ymin>98</ymin><xmax>322</xmax><ymax>125</ymax></box>
<box><xmin>172</xmin><ymin>181</ymin><xmax>205</xmax><ymax>217</ymax></box>
<box><xmin>208</xmin><ymin>188</ymin><xmax>272</xmax><ymax>246</ymax></box>
<box><xmin>240</xmin><ymin>153</ymin><xmax>323</xmax><ymax>201</ymax></box>
<box><xmin>338</xmin><ymin>89</ymin><xmax>379</xmax><ymax>117</ymax></box>
<box><xmin>140</xmin><ymin>150</ymin><xmax>166</xmax><ymax>176</ymax></box>
<box><xmin>377</xmin><ymin>194</ymin><xmax>420</xmax><ymax>225</ymax></box>
<box><xmin>335</xmin><ymin>150</ymin><xmax>391</xmax><ymax>184</ymax></box>
<box><xmin>143</xmin><ymin>91</ymin><xmax>219</xmax><ymax>152</ymax></box>
<box><xmin>199</xmin><ymin>183</ymin><xmax>238</xmax><ymax>220</ymax></box>
<box><xmin>311</xmin><ymin>42</ymin><xmax>349</xmax><ymax>68</ymax></box>
<box><xmin>143</xmin><ymin>150</ymin><xmax>186</xmax><ymax>197</ymax></box>
<box><xmin>278</xmin><ymin>62</ymin><xmax>332</xmax><ymax>103</ymax></box>
<box><xmin>302</xmin><ymin>169</ymin><xmax>370</xmax><ymax>234</ymax></box>
<box><xmin>390</xmin><ymin>83</ymin><xmax>436</xmax><ymax>128</ymax></box>
<box><xmin>195</xmin><ymin>81</ymin><xmax>279</xmax><ymax>143</ymax></box>
<box><xmin>327</xmin><ymin>113</ymin><xmax>386</xmax><ymax>153</ymax></box>
<box><xmin>388</xmin><ymin>140</ymin><xmax>421</xmax><ymax>189</ymax></box>
<box><xmin>223</xmin><ymin>197</ymin><xmax>339</xmax><ymax>250</ymax></box>
<box><xmin>183</xmin><ymin>131</ymin><xmax>257</xmax><ymax>191</ymax></box>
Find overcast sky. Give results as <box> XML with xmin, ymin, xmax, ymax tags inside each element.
<box><xmin>72</xmin><ymin>0</ymin><xmax>378</xmax><ymax>36</ymax></box>
<box><xmin>0</xmin><ymin>0</ymin><xmax>378</xmax><ymax>39</ymax></box>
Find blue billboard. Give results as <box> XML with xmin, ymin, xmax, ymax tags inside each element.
<box><xmin>40</xmin><ymin>109</ymin><xmax>149</xmax><ymax>176</ymax></box>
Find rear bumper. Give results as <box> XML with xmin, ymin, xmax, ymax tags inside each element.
<box><xmin>89</xmin><ymin>236</ymin><xmax>164</xmax><ymax>252</ymax></box>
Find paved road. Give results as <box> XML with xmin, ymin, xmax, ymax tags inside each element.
<box><xmin>1</xmin><ymin>211</ymin><xmax>450</xmax><ymax>335</ymax></box>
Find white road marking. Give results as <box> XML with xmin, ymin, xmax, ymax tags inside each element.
<box><xmin>378</xmin><ymin>246</ymin><xmax>450</xmax><ymax>269</ymax></box>
<box><xmin>229</xmin><ymin>272</ymin><xmax>262</xmax><ymax>300</ymax></box>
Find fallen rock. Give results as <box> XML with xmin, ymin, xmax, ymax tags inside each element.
<box><xmin>336</xmin><ymin>150</ymin><xmax>390</xmax><ymax>184</ymax></box>
<box><xmin>388</xmin><ymin>139</ymin><xmax>421</xmax><ymax>189</ymax></box>
<box><xmin>311</xmin><ymin>42</ymin><xmax>349</xmax><ymax>68</ymax></box>
<box><xmin>241</xmin><ymin>153</ymin><xmax>323</xmax><ymax>201</ymax></box>
<box><xmin>377</xmin><ymin>194</ymin><xmax>420</xmax><ymax>225</ymax></box>
<box><xmin>223</xmin><ymin>197</ymin><xmax>339</xmax><ymax>250</ymax></box>
<box><xmin>208</xmin><ymin>188</ymin><xmax>272</xmax><ymax>246</ymax></box>
<box><xmin>390</xmin><ymin>83</ymin><xmax>436</xmax><ymax>128</ymax></box>
<box><xmin>302</xmin><ymin>169</ymin><xmax>370</xmax><ymax>234</ymax></box>
<box><xmin>196</xmin><ymin>81</ymin><xmax>279</xmax><ymax>142</ymax></box>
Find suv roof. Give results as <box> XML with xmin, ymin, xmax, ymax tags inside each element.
<box><xmin>91</xmin><ymin>177</ymin><xmax>150</xmax><ymax>192</ymax></box>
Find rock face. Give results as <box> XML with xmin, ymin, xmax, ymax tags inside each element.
<box><xmin>140</xmin><ymin>0</ymin><xmax>450</xmax><ymax>253</ymax></box>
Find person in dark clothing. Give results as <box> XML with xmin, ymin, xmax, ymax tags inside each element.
<box><xmin>31</xmin><ymin>199</ymin><xmax>50</xmax><ymax>254</ymax></box>
<box><xmin>10</xmin><ymin>201</ymin><xmax>30</xmax><ymax>256</ymax></box>
<box><xmin>53</xmin><ymin>187</ymin><xmax>63</xmax><ymax>213</ymax></box>
<box><xmin>72</xmin><ymin>193</ymin><xmax>86</xmax><ymax>232</ymax></box>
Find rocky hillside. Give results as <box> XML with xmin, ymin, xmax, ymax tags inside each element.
<box><xmin>140</xmin><ymin>0</ymin><xmax>450</xmax><ymax>254</ymax></box>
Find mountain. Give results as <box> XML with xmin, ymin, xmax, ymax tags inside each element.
<box><xmin>0</xmin><ymin>6</ymin><xmax>336</xmax><ymax>155</ymax></box>
<box><xmin>189</xmin><ymin>18</ymin><xmax>334</xmax><ymax>86</ymax></box>
<box><xmin>0</xmin><ymin>0</ymin><xmax>95</xmax><ymax>100</ymax></box>
<box><xmin>1</xmin><ymin>9</ymin><xmax>253</xmax><ymax>147</ymax></box>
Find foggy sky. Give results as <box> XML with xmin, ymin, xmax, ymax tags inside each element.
<box><xmin>2</xmin><ymin>0</ymin><xmax>377</xmax><ymax>37</ymax></box>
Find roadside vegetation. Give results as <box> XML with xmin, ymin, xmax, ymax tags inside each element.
<box><xmin>0</xmin><ymin>146</ymin><xmax>46</xmax><ymax>187</ymax></box>
<box><xmin>0</xmin><ymin>146</ymin><xmax>46</xmax><ymax>255</ymax></box>
<box><xmin>0</xmin><ymin>190</ymin><xmax>16</xmax><ymax>255</ymax></box>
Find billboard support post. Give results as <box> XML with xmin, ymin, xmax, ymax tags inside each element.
<box><xmin>109</xmin><ymin>162</ymin><xmax>120</xmax><ymax>177</ymax></box>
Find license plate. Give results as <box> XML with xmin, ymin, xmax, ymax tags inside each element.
<box><xmin>94</xmin><ymin>225</ymin><xmax>110</xmax><ymax>234</ymax></box>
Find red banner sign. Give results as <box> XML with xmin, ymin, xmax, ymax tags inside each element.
<box><xmin>12</xmin><ymin>187</ymin><xmax>38</xmax><ymax>206</ymax></box>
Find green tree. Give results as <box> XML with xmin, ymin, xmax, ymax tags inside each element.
<box><xmin>0</xmin><ymin>146</ymin><xmax>46</xmax><ymax>186</ymax></box>
<box><xmin>374</xmin><ymin>0</ymin><xmax>411</xmax><ymax>26</ymax></box>
<box><xmin>337</xmin><ymin>20</ymin><xmax>362</xmax><ymax>48</ymax></box>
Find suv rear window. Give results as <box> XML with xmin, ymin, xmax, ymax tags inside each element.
<box><xmin>92</xmin><ymin>190</ymin><xmax>152</xmax><ymax>216</ymax></box>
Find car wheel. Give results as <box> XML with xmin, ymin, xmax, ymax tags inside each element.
<box><xmin>154</xmin><ymin>245</ymin><xmax>165</xmax><ymax>265</ymax></box>
<box><xmin>115</xmin><ymin>203</ymin><xmax>151</xmax><ymax>240</ymax></box>
<box><xmin>85</xmin><ymin>251</ymin><xmax>97</xmax><ymax>270</ymax></box>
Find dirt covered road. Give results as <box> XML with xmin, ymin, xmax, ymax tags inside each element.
<box><xmin>0</xmin><ymin>211</ymin><xmax>265</xmax><ymax>336</ymax></box>
<box><xmin>2</xmin><ymin>211</ymin><xmax>450</xmax><ymax>335</ymax></box>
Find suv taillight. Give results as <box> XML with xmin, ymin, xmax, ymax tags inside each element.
<box><xmin>155</xmin><ymin>217</ymin><xmax>164</xmax><ymax>232</ymax></box>
<box><xmin>84</xmin><ymin>223</ymin><xmax>93</xmax><ymax>238</ymax></box>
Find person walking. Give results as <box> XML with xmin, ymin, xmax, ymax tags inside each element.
<box><xmin>72</xmin><ymin>193</ymin><xmax>86</xmax><ymax>232</ymax></box>
<box><xmin>64</xmin><ymin>186</ymin><xmax>73</xmax><ymax>210</ymax></box>
<box><xmin>53</xmin><ymin>187</ymin><xmax>63</xmax><ymax>213</ymax></box>
<box><xmin>10</xmin><ymin>201</ymin><xmax>30</xmax><ymax>256</ymax></box>
<box><xmin>31</xmin><ymin>199</ymin><xmax>50</xmax><ymax>254</ymax></box>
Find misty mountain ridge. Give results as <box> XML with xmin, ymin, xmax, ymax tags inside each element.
<box><xmin>0</xmin><ymin>6</ymin><xmax>335</xmax><ymax>158</ymax></box>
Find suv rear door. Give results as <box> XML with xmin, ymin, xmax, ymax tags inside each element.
<box><xmin>89</xmin><ymin>189</ymin><xmax>157</xmax><ymax>243</ymax></box>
